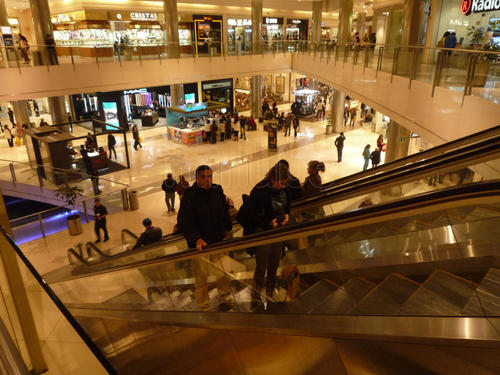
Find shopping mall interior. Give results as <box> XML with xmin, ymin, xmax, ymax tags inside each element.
<box><xmin>0</xmin><ymin>0</ymin><xmax>499</xmax><ymax>374</ymax></box>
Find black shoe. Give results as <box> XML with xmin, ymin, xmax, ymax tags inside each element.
<box><xmin>95</xmin><ymin>239</ymin><xmax>101</xmax><ymax>243</ymax></box>
<box><xmin>103</xmin><ymin>237</ymin><xmax>109</xmax><ymax>242</ymax></box>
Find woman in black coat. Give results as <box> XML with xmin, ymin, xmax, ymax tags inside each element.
<box><xmin>237</xmin><ymin>163</ymin><xmax>290</xmax><ymax>305</ymax></box>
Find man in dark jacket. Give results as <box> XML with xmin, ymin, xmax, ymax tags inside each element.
<box><xmin>177</xmin><ymin>165</ymin><xmax>233</xmax><ymax>311</ymax></box>
<box><xmin>162</xmin><ymin>173</ymin><xmax>177</xmax><ymax>212</ymax></box>
<box><xmin>335</xmin><ymin>132</ymin><xmax>346</xmax><ymax>162</ymax></box>
<box><xmin>133</xmin><ymin>218</ymin><xmax>162</xmax><ymax>249</ymax></box>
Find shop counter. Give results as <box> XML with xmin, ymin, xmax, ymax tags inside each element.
<box><xmin>168</xmin><ymin>126</ymin><xmax>204</xmax><ymax>145</ymax></box>
<box><xmin>141</xmin><ymin>112</ymin><xmax>159</xmax><ymax>127</ymax></box>
<box><xmin>56</xmin><ymin>46</ymin><xmax>113</xmax><ymax>58</ymax></box>
<box><xmin>131</xmin><ymin>45</ymin><xmax>163</xmax><ymax>56</ymax></box>
<box><xmin>87</xmin><ymin>151</ymin><xmax>109</xmax><ymax>170</ymax></box>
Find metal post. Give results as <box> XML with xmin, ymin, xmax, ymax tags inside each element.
<box><xmin>37</xmin><ymin>167</ymin><xmax>43</xmax><ymax>191</ymax></box>
<box><xmin>121</xmin><ymin>188</ymin><xmax>129</xmax><ymax>211</ymax></box>
<box><xmin>117</xmin><ymin>46</ymin><xmax>122</xmax><ymax>67</ymax></box>
<box><xmin>376</xmin><ymin>46</ymin><xmax>384</xmax><ymax>77</ymax></box>
<box><xmin>13</xmin><ymin>47</ymin><xmax>20</xmax><ymax>74</ymax></box>
<box><xmin>391</xmin><ymin>47</ymin><xmax>400</xmax><ymax>83</ymax></box>
<box><xmin>139</xmin><ymin>46</ymin><xmax>142</xmax><ymax>66</ymax></box>
<box><xmin>94</xmin><ymin>46</ymin><xmax>99</xmax><ymax>68</ymax></box>
<box><xmin>431</xmin><ymin>50</ymin><xmax>443</xmax><ymax>97</ymax></box>
<box><xmin>69</xmin><ymin>46</ymin><xmax>75</xmax><ymax>71</ymax></box>
<box><xmin>8</xmin><ymin>163</ymin><xmax>15</xmax><ymax>187</ymax></box>
<box><xmin>409</xmin><ymin>48</ymin><xmax>417</xmax><ymax>89</ymax></box>
<box><xmin>38</xmin><ymin>213</ymin><xmax>46</xmax><ymax>238</ymax></box>
<box><xmin>83</xmin><ymin>200</ymin><xmax>89</xmax><ymax>222</ymax></box>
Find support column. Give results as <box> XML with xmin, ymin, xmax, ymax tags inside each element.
<box><xmin>222</xmin><ymin>14</ymin><xmax>229</xmax><ymax>55</ymax></box>
<box><xmin>311</xmin><ymin>1</ymin><xmax>323</xmax><ymax>44</ymax></box>
<box><xmin>171</xmin><ymin>84</ymin><xmax>184</xmax><ymax>106</ymax></box>
<box><xmin>332</xmin><ymin>90</ymin><xmax>345</xmax><ymax>134</ymax></box>
<box><xmin>337</xmin><ymin>0</ymin><xmax>353</xmax><ymax>46</ymax></box>
<box><xmin>0</xmin><ymin>189</ymin><xmax>47</xmax><ymax>374</ymax></box>
<box><xmin>0</xmin><ymin>0</ymin><xmax>9</xmax><ymax>26</ymax></box>
<box><xmin>357</xmin><ymin>11</ymin><xmax>366</xmax><ymax>37</ymax></box>
<box><xmin>401</xmin><ymin>0</ymin><xmax>422</xmax><ymax>46</ymax></box>
<box><xmin>29</xmin><ymin>0</ymin><xmax>55</xmax><ymax>65</ymax></box>
<box><xmin>422</xmin><ymin>0</ymin><xmax>442</xmax><ymax>63</ymax></box>
<box><xmin>251</xmin><ymin>0</ymin><xmax>263</xmax><ymax>54</ymax></box>
<box><xmin>251</xmin><ymin>75</ymin><xmax>262</xmax><ymax>118</ymax></box>
<box><xmin>11</xmin><ymin>100</ymin><xmax>30</xmax><ymax>125</ymax></box>
<box><xmin>385</xmin><ymin>121</ymin><xmax>411</xmax><ymax>163</ymax></box>
<box><xmin>164</xmin><ymin>0</ymin><xmax>180</xmax><ymax>58</ymax></box>
<box><xmin>48</xmin><ymin>96</ymin><xmax>66</xmax><ymax>124</ymax></box>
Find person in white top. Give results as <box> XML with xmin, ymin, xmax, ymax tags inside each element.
<box><xmin>204</xmin><ymin>118</ymin><xmax>212</xmax><ymax>143</ymax></box>
<box><xmin>316</xmin><ymin>101</ymin><xmax>324</xmax><ymax>120</ymax></box>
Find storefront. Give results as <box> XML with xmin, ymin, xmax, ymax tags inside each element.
<box><xmin>193</xmin><ymin>14</ymin><xmax>223</xmax><ymax>56</ymax></box>
<box><xmin>72</xmin><ymin>93</ymin><xmax>99</xmax><ymax>120</ymax></box>
<box><xmin>235</xmin><ymin>77</ymin><xmax>252</xmax><ymax>112</ymax></box>
<box><xmin>178</xmin><ymin>22</ymin><xmax>194</xmax><ymax>54</ymax></box>
<box><xmin>122</xmin><ymin>86</ymin><xmax>170</xmax><ymax>121</ymax></box>
<box><xmin>435</xmin><ymin>0</ymin><xmax>500</xmax><ymax>46</ymax></box>
<box><xmin>263</xmin><ymin>17</ymin><xmax>284</xmax><ymax>40</ymax></box>
<box><xmin>285</xmin><ymin>19</ymin><xmax>309</xmax><ymax>40</ymax></box>
<box><xmin>228</xmin><ymin>18</ymin><xmax>252</xmax><ymax>53</ymax></box>
<box><xmin>201</xmin><ymin>78</ymin><xmax>233</xmax><ymax>109</ymax></box>
<box><xmin>167</xmin><ymin>101</ymin><xmax>228</xmax><ymax>145</ymax></box>
<box><xmin>263</xmin><ymin>74</ymin><xmax>288</xmax><ymax>104</ymax></box>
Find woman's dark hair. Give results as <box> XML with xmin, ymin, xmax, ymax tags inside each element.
<box><xmin>308</xmin><ymin>160</ymin><xmax>325</xmax><ymax>173</ymax></box>
<box><xmin>266</xmin><ymin>163</ymin><xmax>290</xmax><ymax>182</ymax></box>
<box><xmin>196</xmin><ymin>165</ymin><xmax>212</xmax><ymax>177</ymax></box>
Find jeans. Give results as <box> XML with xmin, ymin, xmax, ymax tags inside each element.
<box><xmin>165</xmin><ymin>192</ymin><xmax>175</xmax><ymax>212</ymax></box>
<box><xmin>336</xmin><ymin>147</ymin><xmax>343</xmax><ymax>162</ymax></box>
<box><xmin>95</xmin><ymin>219</ymin><xmax>109</xmax><ymax>240</ymax></box>
<box><xmin>192</xmin><ymin>255</ymin><xmax>233</xmax><ymax>309</ymax></box>
<box><xmin>284</xmin><ymin>126</ymin><xmax>291</xmax><ymax>136</ymax></box>
<box><xmin>108</xmin><ymin>145</ymin><xmax>117</xmax><ymax>159</ymax></box>
<box><xmin>363</xmin><ymin>158</ymin><xmax>370</xmax><ymax>171</ymax></box>
<box><xmin>253</xmin><ymin>242</ymin><xmax>282</xmax><ymax>298</ymax></box>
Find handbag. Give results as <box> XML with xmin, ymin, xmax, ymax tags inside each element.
<box><xmin>138</xmin><ymin>136</ymin><xmax>143</xmax><ymax>143</ymax></box>
<box><xmin>15</xmin><ymin>136</ymin><xmax>22</xmax><ymax>146</ymax></box>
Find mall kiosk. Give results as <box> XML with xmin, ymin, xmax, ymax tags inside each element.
<box><xmin>293</xmin><ymin>88</ymin><xmax>319</xmax><ymax>117</ymax></box>
<box><xmin>167</xmin><ymin>101</ymin><xmax>228</xmax><ymax>145</ymax></box>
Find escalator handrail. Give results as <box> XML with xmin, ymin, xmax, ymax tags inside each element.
<box><xmin>47</xmin><ymin>180</ymin><xmax>500</xmax><ymax>282</ymax></box>
<box><xmin>66</xmin><ymin>137</ymin><xmax>500</xmax><ymax>274</ymax></box>
<box><xmin>68</xmin><ymin>248</ymin><xmax>91</xmax><ymax>266</ymax></box>
<box><xmin>293</xmin><ymin>137</ymin><xmax>500</xmax><ymax>211</ymax></box>
<box><xmin>0</xmin><ymin>228</ymin><xmax>118</xmax><ymax>375</ymax></box>
<box><xmin>121</xmin><ymin>228</ymin><xmax>138</xmax><ymax>242</ymax></box>
<box><xmin>300</xmin><ymin>125</ymin><xmax>500</xmax><ymax>204</ymax></box>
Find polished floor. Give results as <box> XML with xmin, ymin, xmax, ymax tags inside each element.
<box><xmin>1</xmin><ymin>108</ymin><xmax>388</xmax><ymax>374</ymax></box>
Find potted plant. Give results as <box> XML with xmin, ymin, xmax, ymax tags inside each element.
<box><xmin>56</xmin><ymin>175</ymin><xmax>83</xmax><ymax>236</ymax></box>
<box><xmin>466</xmin><ymin>27</ymin><xmax>499</xmax><ymax>87</ymax></box>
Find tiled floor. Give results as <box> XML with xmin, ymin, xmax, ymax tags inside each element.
<box><xmin>1</xmin><ymin>108</ymin><xmax>385</xmax><ymax>374</ymax></box>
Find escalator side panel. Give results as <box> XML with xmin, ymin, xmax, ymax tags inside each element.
<box><xmin>462</xmin><ymin>268</ymin><xmax>500</xmax><ymax>316</ymax></box>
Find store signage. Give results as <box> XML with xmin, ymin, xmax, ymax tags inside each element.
<box><xmin>461</xmin><ymin>0</ymin><xmax>500</xmax><ymax>15</ymax></box>
<box><xmin>130</xmin><ymin>12</ymin><xmax>158</xmax><ymax>21</ymax></box>
<box><xmin>264</xmin><ymin>18</ymin><xmax>278</xmax><ymax>24</ymax></box>
<box><xmin>123</xmin><ymin>88</ymin><xmax>148</xmax><ymax>94</ymax></box>
<box><xmin>203</xmin><ymin>81</ymin><xmax>232</xmax><ymax>89</ymax></box>
<box><xmin>291</xmin><ymin>19</ymin><xmax>302</xmax><ymax>24</ymax></box>
<box><xmin>228</xmin><ymin>18</ymin><xmax>252</xmax><ymax>26</ymax></box>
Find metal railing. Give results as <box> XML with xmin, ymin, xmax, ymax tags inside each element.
<box><xmin>1</xmin><ymin>40</ymin><xmax>498</xmax><ymax>105</ymax></box>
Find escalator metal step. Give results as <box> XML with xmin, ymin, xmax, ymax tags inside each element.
<box><xmin>289</xmin><ymin>280</ymin><xmax>339</xmax><ymax>314</ymax></box>
<box><xmin>351</xmin><ymin>274</ymin><xmax>420</xmax><ymax>315</ymax></box>
<box><xmin>399</xmin><ymin>270</ymin><xmax>478</xmax><ymax>316</ymax></box>
<box><xmin>311</xmin><ymin>277</ymin><xmax>375</xmax><ymax>315</ymax></box>
<box><xmin>461</xmin><ymin>268</ymin><xmax>500</xmax><ymax>316</ymax></box>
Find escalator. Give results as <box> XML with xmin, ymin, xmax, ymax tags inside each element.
<box><xmin>61</xmin><ymin>125</ymin><xmax>500</xmax><ymax>278</ymax></box>
<box><xmin>8</xmin><ymin>181</ymin><xmax>498</xmax><ymax>374</ymax></box>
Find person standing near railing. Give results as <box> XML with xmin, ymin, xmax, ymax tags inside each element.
<box><xmin>4</xmin><ymin>125</ymin><xmax>13</xmax><ymax>147</ymax></box>
<box><xmin>17</xmin><ymin>34</ymin><xmax>30</xmax><ymax>64</ymax></box>
<box><xmin>45</xmin><ymin>34</ymin><xmax>58</xmax><ymax>65</ymax></box>
<box><xmin>94</xmin><ymin>198</ymin><xmax>109</xmax><ymax>243</ymax></box>
<box><xmin>362</xmin><ymin>144</ymin><xmax>371</xmax><ymax>171</ymax></box>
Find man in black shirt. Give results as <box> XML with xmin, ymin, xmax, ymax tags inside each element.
<box><xmin>161</xmin><ymin>173</ymin><xmax>177</xmax><ymax>212</ymax></box>
<box><xmin>94</xmin><ymin>198</ymin><xmax>109</xmax><ymax>243</ymax></box>
<box><xmin>177</xmin><ymin>165</ymin><xmax>233</xmax><ymax>311</ymax></box>
<box><xmin>133</xmin><ymin>218</ymin><xmax>162</xmax><ymax>249</ymax></box>
<box><xmin>335</xmin><ymin>132</ymin><xmax>346</xmax><ymax>162</ymax></box>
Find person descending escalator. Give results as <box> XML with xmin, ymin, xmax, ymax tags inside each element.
<box><xmin>237</xmin><ymin>162</ymin><xmax>291</xmax><ymax>310</ymax></box>
<box><xmin>132</xmin><ymin>218</ymin><xmax>162</xmax><ymax>250</ymax></box>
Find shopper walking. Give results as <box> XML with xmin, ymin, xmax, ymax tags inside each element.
<box><xmin>350</xmin><ymin>109</ymin><xmax>357</xmax><ymax>127</ymax></box>
<box><xmin>162</xmin><ymin>173</ymin><xmax>178</xmax><ymax>212</ymax></box>
<box><xmin>210</xmin><ymin>120</ymin><xmax>218</xmax><ymax>144</ymax></box>
<box><xmin>239</xmin><ymin>116</ymin><xmax>246</xmax><ymax>140</ymax></box>
<box><xmin>89</xmin><ymin>164</ymin><xmax>101</xmax><ymax>194</ymax></box>
<box><xmin>293</xmin><ymin>115</ymin><xmax>299</xmax><ymax>137</ymax></box>
<box><xmin>204</xmin><ymin>118</ymin><xmax>211</xmax><ymax>142</ymax></box>
<box><xmin>225</xmin><ymin>115</ymin><xmax>232</xmax><ymax>139</ymax></box>
<box><xmin>316</xmin><ymin>100</ymin><xmax>323</xmax><ymax>120</ymax></box>
<box><xmin>362</xmin><ymin>144</ymin><xmax>371</xmax><ymax>171</ymax></box>
<box><xmin>284</xmin><ymin>114</ymin><xmax>291</xmax><ymax>136</ymax></box>
<box><xmin>237</xmin><ymin>162</ymin><xmax>290</xmax><ymax>309</ymax></box>
<box><xmin>18</xmin><ymin>34</ymin><xmax>30</xmax><ymax>64</ymax></box>
<box><xmin>370</xmin><ymin>147</ymin><xmax>381</xmax><ymax>168</ymax></box>
<box><xmin>4</xmin><ymin>125</ymin><xmax>13</xmax><ymax>147</ymax></box>
<box><xmin>334</xmin><ymin>132</ymin><xmax>346</xmax><ymax>162</ymax></box>
<box><xmin>107</xmin><ymin>133</ymin><xmax>117</xmax><ymax>159</ymax></box>
<box><xmin>376</xmin><ymin>135</ymin><xmax>385</xmax><ymax>152</ymax></box>
<box><xmin>94</xmin><ymin>198</ymin><xmax>109</xmax><ymax>243</ymax></box>
<box><xmin>176</xmin><ymin>175</ymin><xmax>189</xmax><ymax>200</ymax></box>
<box><xmin>218</xmin><ymin>118</ymin><xmax>225</xmax><ymax>141</ymax></box>
<box><xmin>132</xmin><ymin>124</ymin><xmax>143</xmax><ymax>150</ymax></box>
<box><xmin>7</xmin><ymin>108</ymin><xmax>15</xmax><ymax>126</ymax></box>
<box><xmin>177</xmin><ymin>165</ymin><xmax>233</xmax><ymax>311</ymax></box>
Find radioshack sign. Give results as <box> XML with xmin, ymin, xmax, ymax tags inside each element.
<box><xmin>461</xmin><ymin>0</ymin><xmax>500</xmax><ymax>15</ymax></box>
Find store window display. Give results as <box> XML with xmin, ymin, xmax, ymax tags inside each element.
<box><xmin>263</xmin><ymin>17</ymin><xmax>284</xmax><ymax>41</ymax></box>
<box><xmin>228</xmin><ymin>18</ymin><xmax>252</xmax><ymax>53</ymax></box>
<box><xmin>235</xmin><ymin>77</ymin><xmax>252</xmax><ymax>112</ymax></box>
<box><xmin>193</xmin><ymin>15</ymin><xmax>223</xmax><ymax>56</ymax></box>
<box><xmin>285</xmin><ymin>19</ymin><xmax>308</xmax><ymax>41</ymax></box>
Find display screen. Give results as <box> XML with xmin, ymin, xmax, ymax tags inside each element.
<box><xmin>103</xmin><ymin>102</ymin><xmax>120</xmax><ymax>131</ymax></box>
<box><xmin>185</xmin><ymin>93</ymin><xmax>196</xmax><ymax>104</ymax></box>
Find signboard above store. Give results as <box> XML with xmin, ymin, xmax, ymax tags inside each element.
<box><xmin>461</xmin><ymin>0</ymin><xmax>500</xmax><ymax>15</ymax></box>
<box><xmin>130</xmin><ymin>12</ymin><xmax>158</xmax><ymax>21</ymax></box>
